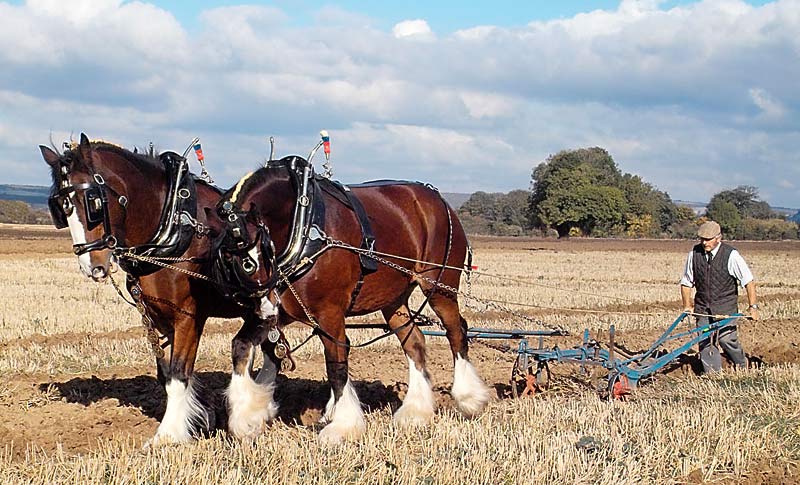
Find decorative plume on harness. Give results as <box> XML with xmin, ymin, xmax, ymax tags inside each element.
<box><xmin>320</xmin><ymin>130</ymin><xmax>333</xmax><ymax>179</ymax></box>
<box><xmin>192</xmin><ymin>140</ymin><xmax>214</xmax><ymax>184</ymax></box>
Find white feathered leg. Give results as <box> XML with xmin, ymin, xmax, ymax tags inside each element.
<box><xmin>393</xmin><ymin>355</ymin><xmax>435</xmax><ymax>428</ymax></box>
<box><xmin>149</xmin><ymin>378</ymin><xmax>207</xmax><ymax>446</ymax></box>
<box><xmin>451</xmin><ymin>353</ymin><xmax>491</xmax><ymax>417</ymax></box>
<box><xmin>227</xmin><ymin>347</ymin><xmax>279</xmax><ymax>441</ymax></box>
<box><xmin>318</xmin><ymin>379</ymin><xmax>366</xmax><ymax>445</ymax></box>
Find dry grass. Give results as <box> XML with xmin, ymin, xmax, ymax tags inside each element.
<box><xmin>1</xmin><ymin>232</ymin><xmax>799</xmax><ymax>484</ymax></box>
<box><xmin>1</xmin><ymin>368</ymin><xmax>799</xmax><ymax>484</ymax></box>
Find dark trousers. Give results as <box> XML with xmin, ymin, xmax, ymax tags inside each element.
<box><xmin>696</xmin><ymin>315</ymin><xmax>747</xmax><ymax>373</ymax></box>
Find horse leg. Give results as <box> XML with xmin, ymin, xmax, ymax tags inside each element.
<box><xmin>382</xmin><ymin>300</ymin><xmax>435</xmax><ymax>428</ymax></box>
<box><xmin>226</xmin><ymin>309</ymin><xmax>279</xmax><ymax>441</ymax></box>
<box><xmin>427</xmin><ymin>290</ymin><xmax>491</xmax><ymax>417</ymax></box>
<box><xmin>150</xmin><ymin>314</ymin><xmax>213</xmax><ymax>446</ymax></box>
<box><xmin>317</xmin><ymin>314</ymin><xmax>366</xmax><ymax>445</ymax></box>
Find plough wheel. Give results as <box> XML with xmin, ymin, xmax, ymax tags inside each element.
<box><xmin>511</xmin><ymin>358</ymin><xmax>550</xmax><ymax>398</ymax></box>
<box><xmin>609</xmin><ymin>373</ymin><xmax>632</xmax><ymax>400</ymax></box>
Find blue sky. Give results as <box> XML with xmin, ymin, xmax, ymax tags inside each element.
<box><xmin>147</xmin><ymin>1</ymin><xmax>773</xmax><ymax>32</ymax></box>
<box><xmin>0</xmin><ymin>0</ymin><xmax>797</xmax><ymax>207</ymax></box>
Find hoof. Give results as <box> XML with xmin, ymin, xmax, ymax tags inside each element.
<box><xmin>144</xmin><ymin>430</ymin><xmax>193</xmax><ymax>449</ymax></box>
<box><xmin>393</xmin><ymin>402</ymin><xmax>434</xmax><ymax>429</ymax></box>
<box><xmin>228</xmin><ymin>402</ymin><xmax>278</xmax><ymax>441</ymax></box>
<box><xmin>318</xmin><ymin>420</ymin><xmax>365</xmax><ymax>446</ymax></box>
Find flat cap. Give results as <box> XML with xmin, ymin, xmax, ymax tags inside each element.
<box><xmin>697</xmin><ymin>221</ymin><xmax>721</xmax><ymax>238</ymax></box>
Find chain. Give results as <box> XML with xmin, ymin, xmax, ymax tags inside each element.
<box><xmin>325</xmin><ymin>239</ymin><xmax>564</xmax><ymax>332</ymax></box>
<box><xmin>277</xmin><ymin>268</ymin><xmax>320</xmax><ymax>327</ymax></box>
<box><xmin>114</xmin><ymin>251</ymin><xmax>215</xmax><ymax>283</ymax></box>
<box><xmin>125</xmin><ymin>279</ymin><xmax>167</xmax><ymax>360</ymax></box>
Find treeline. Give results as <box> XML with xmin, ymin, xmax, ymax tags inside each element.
<box><xmin>0</xmin><ymin>200</ymin><xmax>51</xmax><ymax>224</ymax></box>
<box><xmin>459</xmin><ymin>147</ymin><xmax>799</xmax><ymax>240</ymax></box>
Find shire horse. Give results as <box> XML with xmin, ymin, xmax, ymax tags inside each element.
<box><xmin>213</xmin><ymin>155</ymin><xmax>491</xmax><ymax>444</ymax></box>
<box><xmin>40</xmin><ymin>134</ymin><xmax>278</xmax><ymax>445</ymax></box>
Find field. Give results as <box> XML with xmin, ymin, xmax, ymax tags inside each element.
<box><xmin>1</xmin><ymin>224</ymin><xmax>800</xmax><ymax>484</ymax></box>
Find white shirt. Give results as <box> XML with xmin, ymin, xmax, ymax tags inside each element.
<box><xmin>679</xmin><ymin>244</ymin><xmax>754</xmax><ymax>288</ymax></box>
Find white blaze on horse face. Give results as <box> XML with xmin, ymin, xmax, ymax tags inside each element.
<box><xmin>247</xmin><ymin>244</ymin><xmax>261</xmax><ymax>273</ymax></box>
<box><xmin>64</xmin><ymin>191</ymin><xmax>92</xmax><ymax>277</ymax></box>
<box><xmin>451</xmin><ymin>353</ymin><xmax>491</xmax><ymax>418</ymax></box>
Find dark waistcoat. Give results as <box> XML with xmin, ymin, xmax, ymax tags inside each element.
<box><xmin>693</xmin><ymin>242</ymin><xmax>738</xmax><ymax>315</ymax></box>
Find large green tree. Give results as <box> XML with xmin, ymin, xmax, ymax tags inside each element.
<box><xmin>706</xmin><ymin>199</ymin><xmax>742</xmax><ymax>234</ymax></box>
<box><xmin>529</xmin><ymin>147</ymin><xmax>677</xmax><ymax>237</ymax></box>
<box><xmin>709</xmin><ymin>186</ymin><xmax>773</xmax><ymax>220</ymax></box>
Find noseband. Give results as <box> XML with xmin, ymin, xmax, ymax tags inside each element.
<box><xmin>49</xmin><ymin>164</ymin><xmax>129</xmax><ymax>255</ymax></box>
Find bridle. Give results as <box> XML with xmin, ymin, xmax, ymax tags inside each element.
<box><xmin>48</xmin><ymin>160</ymin><xmax>129</xmax><ymax>255</ymax></box>
<box><xmin>212</xmin><ymin>200</ymin><xmax>280</xmax><ymax>302</ymax></box>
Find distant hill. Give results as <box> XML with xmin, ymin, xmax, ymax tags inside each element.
<box><xmin>0</xmin><ymin>184</ymin><xmax>49</xmax><ymax>208</ymax></box>
<box><xmin>673</xmin><ymin>200</ymin><xmax>707</xmax><ymax>215</ymax></box>
<box><xmin>674</xmin><ymin>199</ymin><xmax>798</xmax><ymax>218</ymax></box>
<box><xmin>790</xmin><ymin>211</ymin><xmax>800</xmax><ymax>223</ymax></box>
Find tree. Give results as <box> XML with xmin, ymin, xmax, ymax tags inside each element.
<box><xmin>706</xmin><ymin>199</ymin><xmax>741</xmax><ymax>235</ymax></box>
<box><xmin>529</xmin><ymin>147</ymin><xmax>676</xmax><ymax>237</ymax></box>
<box><xmin>497</xmin><ymin>190</ymin><xmax>529</xmax><ymax>228</ymax></box>
<box><xmin>460</xmin><ymin>191</ymin><xmax>499</xmax><ymax>219</ymax></box>
<box><xmin>533</xmin><ymin>163</ymin><xmax>627</xmax><ymax>237</ymax></box>
<box><xmin>709</xmin><ymin>186</ymin><xmax>773</xmax><ymax>220</ymax></box>
<box><xmin>0</xmin><ymin>200</ymin><xmax>33</xmax><ymax>223</ymax></box>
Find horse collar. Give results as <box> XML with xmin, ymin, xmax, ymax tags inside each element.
<box><xmin>115</xmin><ymin>152</ymin><xmax>200</xmax><ymax>277</ymax></box>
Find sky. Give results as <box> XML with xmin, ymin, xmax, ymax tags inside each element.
<box><xmin>0</xmin><ymin>0</ymin><xmax>797</xmax><ymax>207</ymax></box>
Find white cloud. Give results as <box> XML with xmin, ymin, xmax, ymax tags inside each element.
<box><xmin>749</xmin><ymin>88</ymin><xmax>786</xmax><ymax>119</ymax></box>
<box><xmin>392</xmin><ymin>19</ymin><xmax>435</xmax><ymax>40</ymax></box>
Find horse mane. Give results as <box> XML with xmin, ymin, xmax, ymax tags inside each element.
<box><xmin>47</xmin><ymin>140</ymin><xmax>163</xmax><ymax>195</ymax></box>
<box><xmin>223</xmin><ymin>166</ymin><xmax>270</xmax><ymax>205</ymax></box>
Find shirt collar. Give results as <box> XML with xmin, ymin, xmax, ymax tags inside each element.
<box><xmin>708</xmin><ymin>243</ymin><xmax>722</xmax><ymax>258</ymax></box>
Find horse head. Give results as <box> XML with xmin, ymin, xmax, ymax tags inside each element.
<box><xmin>215</xmin><ymin>167</ymin><xmax>296</xmax><ymax>308</ymax></box>
<box><xmin>41</xmin><ymin>133</ymin><xmax>162</xmax><ymax>281</ymax></box>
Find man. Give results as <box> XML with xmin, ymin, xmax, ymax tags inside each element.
<box><xmin>679</xmin><ymin>220</ymin><xmax>759</xmax><ymax>373</ymax></box>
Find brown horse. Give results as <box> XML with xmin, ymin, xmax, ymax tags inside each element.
<box><xmin>41</xmin><ymin>133</ymin><xmax>273</xmax><ymax>445</ymax></box>
<box><xmin>214</xmin><ymin>156</ymin><xmax>491</xmax><ymax>444</ymax></box>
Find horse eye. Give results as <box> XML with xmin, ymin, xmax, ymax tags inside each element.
<box><xmin>62</xmin><ymin>198</ymin><xmax>74</xmax><ymax>215</ymax></box>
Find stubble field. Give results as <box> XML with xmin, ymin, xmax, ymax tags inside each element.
<box><xmin>1</xmin><ymin>224</ymin><xmax>799</xmax><ymax>484</ymax></box>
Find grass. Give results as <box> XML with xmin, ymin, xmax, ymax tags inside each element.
<box><xmin>0</xmin><ymin>233</ymin><xmax>799</xmax><ymax>484</ymax></box>
<box><xmin>2</xmin><ymin>368</ymin><xmax>799</xmax><ymax>484</ymax></box>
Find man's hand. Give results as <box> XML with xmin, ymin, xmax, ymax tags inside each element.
<box><xmin>682</xmin><ymin>307</ymin><xmax>694</xmax><ymax>315</ymax></box>
<box><xmin>747</xmin><ymin>306</ymin><xmax>760</xmax><ymax>321</ymax></box>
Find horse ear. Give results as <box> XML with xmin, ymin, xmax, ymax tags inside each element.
<box><xmin>78</xmin><ymin>133</ymin><xmax>92</xmax><ymax>161</ymax></box>
<box><xmin>40</xmin><ymin>145</ymin><xmax>60</xmax><ymax>168</ymax></box>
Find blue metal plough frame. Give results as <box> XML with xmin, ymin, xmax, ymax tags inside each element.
<box><xmin>423</xmin><ymin>312</ymin><xmax>742</xmax><ymax>398</ymax></box>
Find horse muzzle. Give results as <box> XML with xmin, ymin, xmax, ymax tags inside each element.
<box><xmin>91</xmin><ymin>265</ymin><xmax>108</xmax><ymax>281</ymax></box>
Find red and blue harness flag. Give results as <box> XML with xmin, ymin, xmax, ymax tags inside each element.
<box><xmin>193</xmin><ymin>143</ymin><xmax>204</xmax><ymax>162</ymax></box>
<box><xmin>320</xmin><ymin>130</ymin><xmax>330</xmax><ymax>161</ymax></box>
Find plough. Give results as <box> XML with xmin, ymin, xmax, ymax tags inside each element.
<box><xmin>422</xmin><ymin>312</ymin><xmax>742</xmax><ymax>399</ymax></box>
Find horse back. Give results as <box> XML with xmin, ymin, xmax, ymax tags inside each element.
<box><xmin>350</xmin><ymin>183</ymin><xmax>467</xmax><ymax>267</ymax></box>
